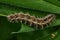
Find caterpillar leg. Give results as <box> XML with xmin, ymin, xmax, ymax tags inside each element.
<box><xmin>41</xmin><ymin>25</ymin><xmax>44</xmax><ymax>29</ymax></box>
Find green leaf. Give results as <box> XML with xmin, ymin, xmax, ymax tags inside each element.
<box><xmin>0</xmin><ymin>0</ymin><xmax>60</xmax><ymax>14</ymax></box>
<box><xmin>44</xmin><ymin>0</ymin><xmax>60</xmax><ymax>7</ymax></box>
<box><xmin>11</xmin><ymin>24</ymin><xmax>35</xmax><ymax>34</ymax></box>
<box><xmin>0</xmin><ymin>16</ymin><xmax>21</xmax><ymax>40</ymax></box>
<box><xmin>0</xmin><ymin>0</ymin><xmax>60</xmax><ymax>40</ymax></box>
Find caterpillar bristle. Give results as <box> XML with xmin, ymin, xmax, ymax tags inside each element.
<box><xmin>7</xmin><ymin>12</ymin><xmax>56</xmax><ymax>29</ymax></box>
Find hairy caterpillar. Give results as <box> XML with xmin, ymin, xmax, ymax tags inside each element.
<box><xmin>7</xmin><ymin>12</ymin><xmax>56</xmax><ymax>29</ymax></box>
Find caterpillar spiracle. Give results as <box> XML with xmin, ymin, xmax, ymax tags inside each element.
<box><xmin>7</xmin><ymin>12</ymin><xmax>56</xmax><ymax>29</ymax></box>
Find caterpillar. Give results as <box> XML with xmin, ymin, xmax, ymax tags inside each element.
<box><xmin>7</xmin><ymin>12</ymin><xmax>56</xmax><ymax>29</ymax></box>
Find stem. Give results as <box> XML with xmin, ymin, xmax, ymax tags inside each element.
<box><xmin>0</xmin><ymin>14</ymin><xmax>7</xmax><ymax>17</ymax></box>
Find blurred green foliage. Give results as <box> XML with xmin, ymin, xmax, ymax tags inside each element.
<box><xmin>0</xmin><ymin>0</ymin><xmax>60</xmax><ymax>40</ymax></box>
